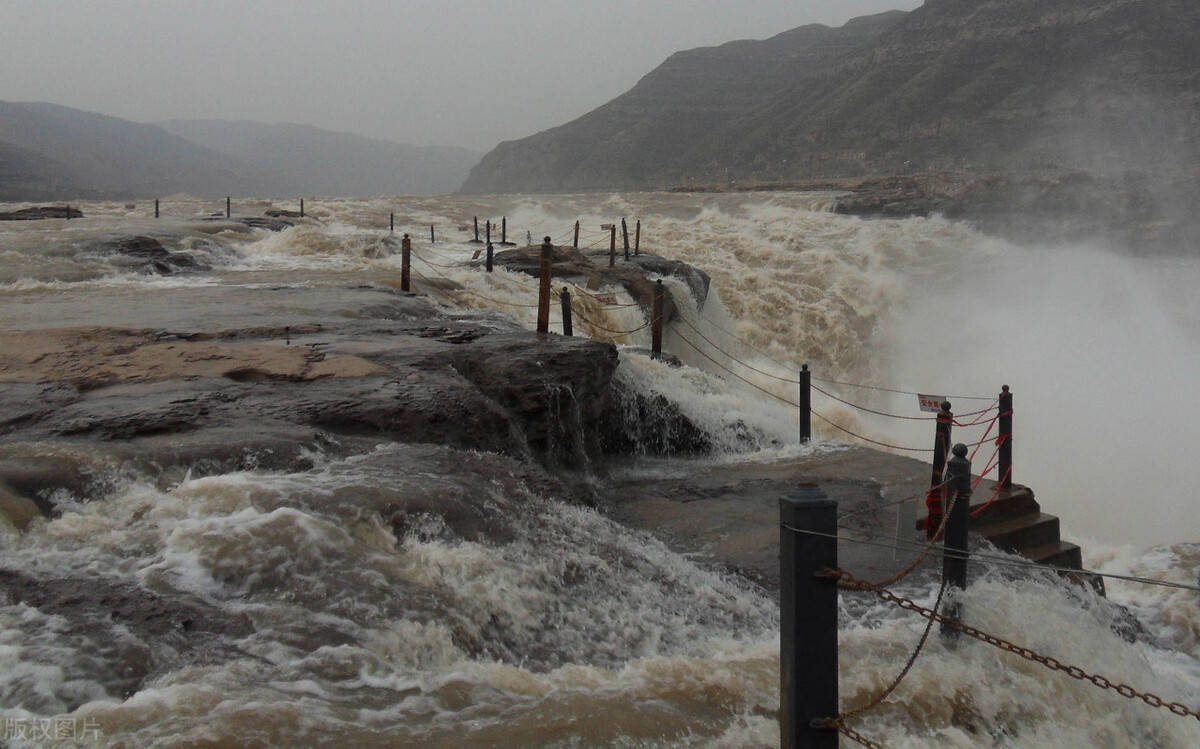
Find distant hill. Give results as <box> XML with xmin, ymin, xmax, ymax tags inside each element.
<box><xmin>461</xmin><ymin>0</ymin><xmax>1200</xmax><ymax>193</ymax></box>
<box><xmin>0</xmin><ymin>102</ymin><xmax>482</xmax><ymax>200</ymax></box>
<box><xmin>0</xmin><ymin>101</ymin><xmax>265</xmax><ymax>200</ymax></box>
<box><xmin>159</xmin><ymin>120</ymin><xmax>481</xmax><ymax>197</ymax></box>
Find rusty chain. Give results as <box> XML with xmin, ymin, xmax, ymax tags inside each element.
<box><xmin>822</xmin><ymin>567</ymin><xmax>1200</xmax><ymax>724</ymax></box>
<box><xmin>811</xmin><ymin>534</ymin><xmax>954</xmax><ymax>749</ymax></box>
<box><xmin>821</xmin><ymin>718</ymin><xmax>882</xmax><ymax>748</ymax></box>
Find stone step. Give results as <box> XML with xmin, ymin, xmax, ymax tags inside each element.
<box><xmin>1022</xmin><ymin>540</ymin><xmax>1083</xmax><ymax>569</ymax></box>
<box><xmin>967</xmin><ymin>484</ymin><xmax>1039</xmax><ymax>523</ymax></box>
<box><xmin>972</xmin><ymin>512</ymin><xmax>1061</xmax><ymax>553</ymax></box>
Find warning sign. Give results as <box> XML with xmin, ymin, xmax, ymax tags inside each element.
<box><xmin>917</xmin><ymin>394</ymin><xmax>945</xmax><ymax>413</ymax></box>
<box><xmin>600</xmin><ymin>223</ymin><xmax>613</xmax><ymax>231</ymax></box>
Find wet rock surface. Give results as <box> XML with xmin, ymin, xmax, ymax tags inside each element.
<box><xmin>0</xmin><ymin>205</ymin><xmax>84</xmax><ymax>220</ymax></box>
<box><xmin>83</xmin><ymin>234</ymin><xmax>209</xmax><ymax>274</ymax></box>
<box><xmin>492</xmin><ymin>243</ymin><xmax>711</xmax><ymax>317</ymax></box>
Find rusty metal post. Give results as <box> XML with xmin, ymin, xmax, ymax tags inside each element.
<box><xmin>651</xmin><ymin>279</ymin><xmax>664</xmax><ymax>359</ymax></box>
<box><xmin>573</xmin><ymin>220</ymin><xmax>580</xmax><ymax>249</ymax></box>
<box><xmin>635</xmin><ymin>219</ymin><xmax>641</xmax><ymax>254</ymax></box>
<box><xmin>609</xmin><ymin>225</ymin><xmax>616</xmax><ymax>267</ymax></box>
<box><xmin>561</xmin><ymin>288</ymin><xmax>573</xmax><ymax>336</ymax></box>
<box><xmin>998</xmin><ymin>385</ymin><xmax>1013</xmax><ymax>488</ymax></box>
<box><xmin>925</xmin><ymin>401</ymin><xmax>953</xmax><ymax>539</ymax></box>
<box><xmin>799</xmin><ymin>364</ymin><xmax>811</xmax><ymax>443</ymax></box>
<box><xmin>400</xmin><ymin>233</ymin><xmax>411</xmax><ymax>292</ymax></box>
<box><xmin>780</xmin><ymin>484</ymin><xmax>838</xmax><ymax>749</ymax></box>
<box><xmin>942</xmin><ymin>443</ymin><xmax>972</xmax><ymax>637</ymax></box>
<box><xmin>537</xmin><ymin>237</ymin><xmax>553</xmax><ymax>334</ymax></box>
<box><xmin>485</xmin><ymin>241</ymin><xmax>493</xmax><ymax>273</ymax></box>
<box><xmin>622</xmin><ymin>218</ymin><xmax>630</xmax><ymax>260</ymax></box>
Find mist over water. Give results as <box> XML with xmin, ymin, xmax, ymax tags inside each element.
<box><xmin>1</xmin><ymin>192</ymin><xmax>1198</xmax><ymax>746</ymax></box>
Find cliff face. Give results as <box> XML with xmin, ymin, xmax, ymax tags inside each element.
<box><xmin>460</xmin><ymin>0</ymin><xmax>1200</xmax><ymax>193</ymax></box>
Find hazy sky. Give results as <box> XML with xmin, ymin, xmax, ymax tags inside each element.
<box><xmin>0</xmin><ymin>0</ymin><xmax>922</xmax><ymax>152</ymax></box>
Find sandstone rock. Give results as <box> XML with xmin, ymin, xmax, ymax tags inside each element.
<box><xmin>0</xmin><ymin>483</ymin><xmax>41</xmax><ymax>529</ymax></box>
<box><xmin>0</xmin><ymin>205</ymin><xmax>84</xmax><ymax>220</ymax></box>
<box><xmin>84</xmin><ymin>235</ymin><xmax>208</xmax><ymax>274</ymax></box>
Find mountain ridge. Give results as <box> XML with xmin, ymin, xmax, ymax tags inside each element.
<box><xmin>0</xmin><ymin>102</ymin><xmax>480</xmax><ymax>200</ymax></box>
<box><xmin>460</xmin><ymin>0</ymin><xmax>1200</xmax><ymax>194</ymax></box>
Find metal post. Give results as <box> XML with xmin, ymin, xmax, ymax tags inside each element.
<box><xmin>430</xmin><ymin>224</ymin><xmax>435</xmax><ymax>243</ymax></box>
<box><xmin>573</xmin><ymin>220</ymin><xmax>580</xmax><ymax>249</ymax></box>
<box><xmin>486</xmin><ymin>241</ymin><xmax>494</xmax><ymax>273</ymax></box>
<box><xmin>561</xmin><ymin>288</ymin><xmax>573</xmax><ymax>336</ymax></box>
<box><xmin>998</xmin><ymin>385</ymin><xmax>1013</xmax><ymax>488</ymax></box>
<box><xmin>226</xmin><ymin>196</ymin><xmax>231</xmax><ymax>218</ymax></box>
<box><xmin>537</xmin><ymin>237</ymin><xmax>553</xmax><ymax>334</ymax></box>
<box><xmin>486</xmin><ymin>219</ymin><xmax>491</xmax><ymax>245</ymax></box>
<box><xmin>651</xmin><ymin>280</ymin><xmax>664</xmax><ymax>359</ymax></box>
<box><xmin>925</xmin><ymin>401</ymin><xmax>953</xmax><ymax>539</ymax></box>
<box><xmin>472</xmin><ymin>216</ymin><xmax>481</xmax><ymax>243</ymax></box>
<box><xmin>622</xmin><ymin>218</ymin><xmax>630</xmax><ymax>260</ymax></box>
<box><xmin>501</xmin><ymin>216</ymin><xmax>507</xmax><ymax>245</ymax></box>
<box><xmin>799</xmin><ymin>364</ymin><xmax>811</xmax><ymax>443</ymax></box>
<box><xmin>942</xmin><ymin>443</ymin><xmax>972</xmax><ymax>637</ymax></box>
<box><xmin>300</xmin><ymin>199</ymin><xmax>304</xmax><ymax>218</ymax></box>
<box><xmin>154</xmin><ymin>199</ymin><xmax>159</xmax><ymax>218</ymax></box>
<box><xmin>65</xmin><ymin>204</ymin><xmax>71</xmax><ymax>220</ymax></box>
<box><xmin>635</xmin><ymin>219</ymin><xmax>641</xmax><ymax>255</ymax></box>
<box><xmin>390</xmin><ymin>212</ymin><xmax>394</xmax><ymax>233</ymax></box>
<box><xmin>779</xmin><ymin>485</ymin><xmax>838</xmax><ymax>749</ymax></box>
<box><xmin>609</xmin><ymin>225</ymin><xmax>616</xmax><ymax>267</ymax></box>
<box><xmin>400</xmin><ymin>234</ymin><xmax>411</xmax><ymax>292</ymax></box>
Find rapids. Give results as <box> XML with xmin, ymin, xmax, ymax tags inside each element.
<box><xmin>1</xmin><ymin>192</ymin><xmax>1197</xmax><ymax>747</ymax></box>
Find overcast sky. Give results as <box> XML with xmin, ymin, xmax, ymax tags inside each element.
<box><xmin>0</xmin><ymin>0</ymin><xmax>922</xmax><ymax>152</ymax></box>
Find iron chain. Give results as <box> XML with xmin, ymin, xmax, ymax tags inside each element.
<box><xmin>823</xmin><ymin>568</ymin><xmax>1200</xmax><ymax>724</ymax></box>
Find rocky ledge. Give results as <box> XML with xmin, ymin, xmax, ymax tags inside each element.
<box><xmin>0</xmin><ymin>205</ymin><xmax>84</xmax><ymax>220</ymax></box>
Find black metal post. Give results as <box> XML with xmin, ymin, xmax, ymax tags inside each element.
<box><xmin>390</xmin><ymin>212</ymin><xmax>394</xmax><ymax>233</ymax></box>
<box><xmin>779</xmin><ymin>485</ymin><xmax>838</xmax><ymax>749</ymax></box>
<box><xmin>561</xmin><ymin>288</ymin><xmax>573</xmax><ymax>336</ymax></box>
<box><xmin>486</xmin><ymin>219</ymin><xmax>491</xmax><ymax>245</ymax></box>
<box><xmin>486</xmin><ymin>241</ymin><xmax>494</xmax><ymax>273</ymax></box>
<box><xmin>65</xmin><ymin>204</ymin><xmax>71</xmax><ymax>220</ymax></box>
<box><xmin>622</xmin><ymin>218</ymin><xmax>630</xmax><ymax>260</ymax></box>
<box><xmin>430</xmin><ymin>224</ymin><xmax>435</xmax><ymax>243</ymax></box>
<box><xmin>154</xmin><ymin>199</ymin><xmax>159</xmax><ymax>218</ymax></box>
<box><xmin>300</xmin><ymin>199</ymin><xmax>304</xmax><ymax>218</ymax></box>
<box><xmin>471</xmin><ymin>216</ymin><xmax>481</xmax><ymax>243</ymax></box>
<box><xmin>998</xmin><ymin>385</ymin><xmax>1013</xmax><ymax>488</ymax></box>
<box><xmin>799</xmin><ymin>364</ymin><xmax>811</xmax><ymax>443</ymax></box>
<box><xmin>635</xmin><ymin>219</ymin><xmax>641</xmax><ymax>255</ymax></box>
<box><xmin>925</xmin><ymin>401</ymin><xmax>953</xmax><ymax>539</ymax></box>
<box><xmin>942</xmin><ymin>443</ymin><xmax>972</xmax><ymax>637</ymax></box>
<box><xmin>573</xmin><ymin>220</ymin><xmax>580</xmax><ymax>249</ymax></box>
<box><xmin>537</xmin><ymin>237</ymin><xmax>553</xmax><ymax>334</ymax></box>
<box><xmin>651</xmin><ymin>279</ymin><xmax>664</xmax><ymax>359</ymax></box>
<box><xmin>609</xmin><ymin>225</ymin><xmax>616</xmax><ymax>267</ymax></box>
<box><xmin>501</xmin><ymin>216</ymin><xmax>508</xmax><ymax>245</ymax></box>
<box><xmin>400</xmin><ymin>234</ymin><xmax>411</xmax><ymax>292</ymax></box>
<box><xmin>226</xmin><ymin>196</ymin><xmax>231</xmax><ymax>218</ymax></box>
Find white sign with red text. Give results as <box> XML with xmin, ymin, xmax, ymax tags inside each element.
<box><xmin>917</xmin><ymin>394</ymin><xmax>945</xmax><ymax>413</ymax></box>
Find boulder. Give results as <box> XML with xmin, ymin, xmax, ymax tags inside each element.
<box><xmin>84</xmin><ymin>235</ymin><xmax>208</xmax><ymax>274</ymax></box>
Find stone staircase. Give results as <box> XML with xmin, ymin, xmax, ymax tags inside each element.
<box><xmin>927</xmin><ymin>483</ymin><xmax>1104</xmax><ymax>595</ymax></box>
